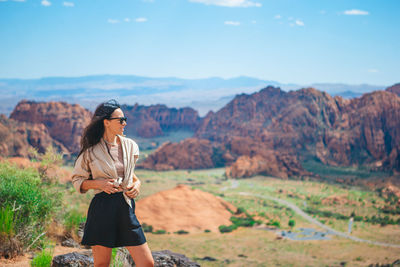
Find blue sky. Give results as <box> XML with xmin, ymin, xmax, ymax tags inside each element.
<box><xmin>0</xmin><ymin>0</ymin><xmax>399</xmax><ymax>85</ymax></box>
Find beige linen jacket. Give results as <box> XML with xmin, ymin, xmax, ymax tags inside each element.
<box><xmin>71</xmin><ymin>135</ymin><xmax>139</xmax><ymax>208</ymax></box>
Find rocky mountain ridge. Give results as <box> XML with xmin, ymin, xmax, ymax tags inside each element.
<box><xmin>142</xmin><ymin>85</ymin><xmax>400</xmax><ymax>179</ymax></box>
<box><xmin>1</xmin><ymin>100</ymin><xmax>201</xmax><ymax>157</ymax></box>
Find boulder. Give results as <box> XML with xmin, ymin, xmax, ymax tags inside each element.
<box><xmin>52</xmin><ymin>249</ymin><xmax>200</xmax><ymax>267</ymax></box>
<box><xmin>115</xmin><ymin>248</ymin><xmax>200</xmax><ymax>267</ymax></box>
<box><xmin>51</xmin><ymin>252</ymin><xmax>93</xmax><ymax>267</ymax></box>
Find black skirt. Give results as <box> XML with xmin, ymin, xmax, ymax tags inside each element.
<box><xmin>81</xmin><ymin>192</ymin><xmax>147</xmax><ymax>248</ymax></box>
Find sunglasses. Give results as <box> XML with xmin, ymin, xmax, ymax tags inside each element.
<box><xmin>108</xmin><ymin>117</ymin><xmax>127</xmax><ymax>124</ymax></box>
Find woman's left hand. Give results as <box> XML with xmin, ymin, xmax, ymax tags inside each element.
<box><xmin>126</xmin><ymin>181</ymin><xmax>141</xmax><ymax>199</ymax></box>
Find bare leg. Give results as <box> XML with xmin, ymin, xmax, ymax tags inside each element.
<box><xmin>92</xmin><ymin>245</ymin><xmax>112</xmax><ymax>267</ymax></box>
<box><xmin>125</xmin><ymin>242</ymin><xmax>154</xmax><ymax>267</ymax></box>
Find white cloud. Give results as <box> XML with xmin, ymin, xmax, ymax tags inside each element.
<box><xmin>0</xmin><ymin>0</ymin><xmax>8</xmax><ymax>2</ymax></box>
<box><xmin>41</xmin><ymin>0</ymin><xmax>51</xmax><ymax>6</ymax></box>
<box><xmin>343</xmin><ymin>9</ymin><xmax>369</xmax><ymax>15</ymax></box>
<box><xmin>63</xmin><ymin>1</ymin><xmax>74</xmax><ymax>7</ymax></box>
<box><xmin>295</xmin><ymin>20</ymin><xmax>304</xmax><ymax>26</ymax></box>
<box><xmin>224</xmin><ymin>21</ymin><xmax>240</xmax><ymax>26</ymax></box>
<box><xmin>368</xmin><ymin>69</ymin><xmax>379</xmax><ymax>73</ymax></box>
<box><xmin>189</xmin><ymin>0</ymin><xmax>261</xmax><ymax>8</ymax></box>
<box><xmin>107</xmin><ymin>19</ymin><xmax>120</xmax><ymax>24</ymax></box>
<box><xmin>124</xmin><ymin>18</ymin><xmax>131</xmax><ymax>22</ymax></box>
<box><xmin>135</xmin><ymin>17</ymin><xmax>148</xmax><ymax>22</ymax></box>
<box><xmin>274</xmin><ymin>15</ymin><xmax>281</xmax><ymax>19</ymax></box>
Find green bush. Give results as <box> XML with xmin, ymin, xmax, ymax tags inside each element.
<box><xmin>64</xmin><ymin>209</ymin><xmax>86</xmax><ymax>234</ymax></box>
<box><xmin>142</xmin><ymin>223</ymin><xmax>153</xmax><ymax>233</ymax></box>
<box><xmin>268</xmin><ymin>220</ymin><xmax>281</xmax><ymax>228</ymax></box>
<box><xmin>153</xmin><ymin>229</ymin><xmax>166</xmax><ymax>234</ymax></box>
<box><xmin>354</xmin><ymin>216</ymin><xmax>363</xmax><ymax>222</ymax></box>
<box><xmin>0</xmin><ymin>162</ymin><xmax>62</xmax><ymax>251</ymax></box>
<box><xmin>288</xmin><ymin>219</ymin><xmax>296</xmax><ymax>228</ymax></box>
<box><xmin>219</xmin><ymin>225</ymin><xmax>237</xmax><ymax>233</ymax></box>
<box><xmin>235</xmin><ymin>207</ymin><xmax>246</xmax><ymax>215</ymax></box>
<box><xmin>230</xmin><ymin>216</ymin><xmax>256</xmax><ymax>227</ymax></box>
<box><xmin>204</xmin><ymin>229</ymin><xmax>211</xmax><ymax>233</ymax></box>
<box><xmin>174</xmin><ymin>230</ymin><xmax>189</xmax><ymax>234</ymax></box>
<box><xmin>0</xmin><ymin>204</ymin><xmax>15</xmax><ymax>238</ymax></box>
<box><xmin>30</xmin><ymin>249</ymin><xmax>53</xmax><ymax>267</ymax></box>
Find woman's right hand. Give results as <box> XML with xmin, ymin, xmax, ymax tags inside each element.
<box><xmin>99</xmin><ymin>179</ymin><xmax>120</xmax><ymax>194</ymax></box>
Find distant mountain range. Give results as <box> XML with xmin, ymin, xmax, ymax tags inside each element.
<box><xmin>0</xmin><ymin>75</ymin><xmax>386</xmax><ymax>116</ymax></box>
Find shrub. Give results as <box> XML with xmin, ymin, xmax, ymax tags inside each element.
<box><xmin>354</xmin><ymin>216</ymin><xmax>363</xmax><ymax>222</ymax></box>
<box><xmin>142</xmin><ymin>223</ymin><xmax>153</xmax><ymax>233</ymax></box>
<box><xmin>0</xmin><ymin>162</ymin><xmax>62</xmax><ymax>254</ymax></box>
<box><xmin>219</xmin><ymin>225</ymin><xmax>237</xmax><ymax>233</ymax></box>
<box><xmin>174</xmin><ymin>230</ymin><xmax>189</xmax><ymax>234</ymax></box>
<box><xmin>230</xmin><ymin>216</ymin><xmax>256</xmax><ymax>227</ymax></box>
<box><xmin>204</xmin><ymin>229</ymin><xmax>211</xmax><ymax>233</ymax></box>
<box><xmin>235</xmin><ymin>207</ymin><xmax>246</xmax><ymax>215</ymax></box>
<box><xmin>288</xmin><ymin>219</ymin><xmax>296</xmax><ymax>228</ymax></box>
<box><xmin>268</xmin><ymin>220</ymin><xmax>281</xmax><ymax>228</ymax></box>
<box><xmin>64</xmin><ymin>209</ymin><xmax>86</xmax><ymax>235</ymax></box>
<box><xmin>28</xmin><ymin>146</ymin><xmax>63</xmax><ymax>183</ymax></box>
<box><xmin>30</xmin><ymin>248</ymin><xmax>53</xmax><ymax>267</ymax></box>
<box><xmin>153</xmin><ymin>229</ymin><xmax>166</xmax><ymax>234</ymax></box>
<box><xmin>0</xmin><ymin>204</ymin><xmax>15</xmax><ymax>238</ymax></box>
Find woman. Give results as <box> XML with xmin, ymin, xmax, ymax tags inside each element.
<box><xmin>72</xmin><ymin>100</ymin><xmax>154</xmax><ymax>267</ymax></box>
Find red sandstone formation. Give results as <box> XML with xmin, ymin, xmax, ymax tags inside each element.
<box><xmin>135</xmin><ymin>184</ymin><xmax>237</xmax><ymax>232</ymax></box>
<box><xmin>122</xmin><ymin>104</ymin><xmax>200</xmax><ymax>138</ymax></box>
<box><xmin>386</xmin><ymin>83</ymin><xmax>400</xmax><ymax>96</ymax></box>
<box><xmin>139</xmin><ymin>138</ymin><xmax>221</xmax><ymax>170</ymax></box>
<box><xmin>0</xmin><ymin>115</ymin><xmax>68</xmax><ymax>157</ymax></box>
<box><xmin>10</xmin><ymin>100</ymin><xmax>92</xmax><ymax>154</ymax></box>
<box><xmin>3</xmin><ymin>100</ymin><xmax>200</xmax><ymax>157</ymax></box>
<box><xmin>144</xmin><ymin>85</ymin><xmax>400</xmax><ymax>179</ymax></box>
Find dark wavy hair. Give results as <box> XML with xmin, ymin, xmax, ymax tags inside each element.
<box><xmin>76</xmin><ymin>99</ymin><xmax>121</xmax><ymax>160</ymax></box>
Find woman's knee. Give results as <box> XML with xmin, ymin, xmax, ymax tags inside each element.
<box><xmin>94</xmin><ymin>260</ymin><xmax>111</xmax><ymax>267</ymax></box>
<box><xmin>93</xmin><ymin>257</ymin><xmax>111</xmax><ymax>267</ymax></box>
<box><xmin>146</xmin><ymin>256</ymin><xmax>155</xmax><ymax>267</ymax></box>
<box><xmin>135</xmin><ymin>253</ymin><xmax>154</xmax><ymax>267</ymax></box>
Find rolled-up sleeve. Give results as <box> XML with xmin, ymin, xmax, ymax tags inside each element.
<box><xmin>133</xmin><ymin>142</ymin><xmax>139</xmax><ymax>164</ymax></box>
<box><xmin>71</xmin><ymin>154</ymin><xmax>91</xmax><ymax>194</ymax></box>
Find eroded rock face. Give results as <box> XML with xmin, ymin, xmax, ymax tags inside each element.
<box><xmin>0</xmin><ymin>115</ymin><xmax>68</xmax><ymax>157</ymax></box>
<box><xmin>317</xmin><ymin>91</ymin><xmax>400</xmax><ymax>170</ymax></box>
<box><xmin>123</xmin><ymin>104</ymin><xmax>200</xmax><ymax>138</ymax></box>
<box><xmin>144</xmin><ymin>85</ymin><xmax>400</xmax><ymax>178</ymax></box>
<box><xmin>10</xmin><ymin>100</ymin><xmax>92</xmax><ymax>154</ymax></box>
<box><xmin>226</xmin><ymin>153</ymin><xmax>309</xmax><ymax>179</ymax></box>
<box><xmin>386</xmin><ymin>83</ymin><xmax>400</xmax><ymax>96</ymax></box>
<box><xmin>139</xmin><ymin>138</ymin><xmax>222</xmax><ymax>170</ymax></box>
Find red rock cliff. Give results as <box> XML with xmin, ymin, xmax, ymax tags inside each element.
<box><xmin>122</xmin><ymin>104</ymin><xmax>200</xmax><ymax>138</ymax></box>
<box><xmin>10</xmin><ymin>100</ymin><xmax>92</xmax><ymax>154</ymax></box>
<box><xmin>143</xmin><ymin>85</ymin><xmax>400</xmax><ymax>178</ymax></box>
